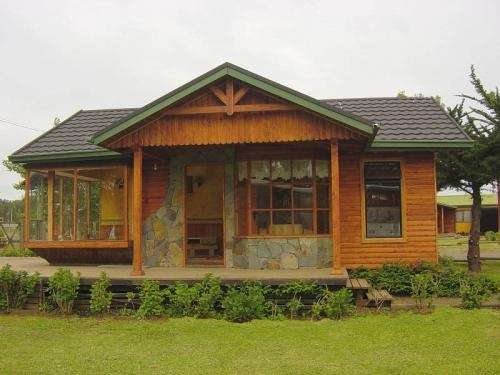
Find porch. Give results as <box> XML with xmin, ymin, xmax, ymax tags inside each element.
<box><xmin>0</xmin><ymin>256</ymin><xmax>348</xmax><ymax>286</ymax></box>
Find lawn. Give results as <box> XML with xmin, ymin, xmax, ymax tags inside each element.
<box><xmin>0</xmin><ymin>308</ymin><xmax>498</xmax><ymax>375</ymax></box>
<box><xmin>455</xmin><ymin>260</ymin><xmax>500</xmax><ymax>283</ymax></box>
<box><xmin>438</xmin><ymin>235</ymin><xmax>500</xmax><ymax>258</ymax></box>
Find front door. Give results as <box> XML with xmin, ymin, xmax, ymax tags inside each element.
<box><xmin>185</xmin><ymin>165</ymin><xmax>224</xmax><ymax>266</ymax></box>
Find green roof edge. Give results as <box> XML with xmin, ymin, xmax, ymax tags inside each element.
<box><xmin>369</xmin><ymin>140</ymin><xmax>474</xmax><ymax>150</ymax></box>
<box><xmin>91</xmin><ymin>62</ymin><xmax>374</xmax><ymax>145</ymax></box>
<box><xmin>8</xmin><ymin>150</ymin><xmax>125</xmax><ymax>164</ymax></box>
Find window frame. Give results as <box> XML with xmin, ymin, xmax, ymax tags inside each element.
<box><xmin>235</xmin><ymin>159</ymin><xmax>331</xmax><ymax>237</ymax></box>
<box><xmin>360</xmin><ymin>158</ymin><xmax>407</xmax><ymax>243</ymax></box>
<box><xmin>24</xmin><ymin>164</ymin><xmax>129</xmax><ymax>246</ymax></box>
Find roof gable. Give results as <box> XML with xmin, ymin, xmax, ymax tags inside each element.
<box><xmin>91</xmin><ymin>63</ymin><xmax>375</xmax><ymax>145</ymax></box>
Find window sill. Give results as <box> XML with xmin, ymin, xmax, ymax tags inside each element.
<box><xmin>24</xmin><ymin>240</ymin><xmax>131</xmax><ymax>249</ymax></box>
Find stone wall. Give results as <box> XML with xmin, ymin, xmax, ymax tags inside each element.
<box><xmin>142</xmin><ymin>148</ymin><xmax>235</xmax><ymax>267</ymax></box>
<box><xmin>233</xmin><ymin>237</ymin><xmax>332</xmax><ymax>269</ymax></box>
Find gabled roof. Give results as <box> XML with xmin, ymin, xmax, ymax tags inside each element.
<box><xmin>437</xmin><ymin>194</ymin><xmax>498</xmax><ymax>208</ymax></box>
<box><xmin>90</xmin><ymin>62</ymin><xmax>375</xmax><ymax>145</ymax></box>
<box><xmin>10</xmin><ymin>63</ymin><xmax>473</xmax><ymax>164</ymax></box>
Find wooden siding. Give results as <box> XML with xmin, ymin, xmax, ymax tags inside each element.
<box><xmin>142</xmin><ymin>158</ymin><xmax>168</xmax><ymax>220</ymax></box>
<box><xmin>106</xmin><ymin>85</ymin><xmax>366</xmax><ymax>149</ymax></box>
<box><xmin>339</xmin><ymin>151</ymin><xmax>438</xmax><ymax>268</ymax></box>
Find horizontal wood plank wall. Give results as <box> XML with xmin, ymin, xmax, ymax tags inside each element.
<box><xmin>109</xmin><ymin>110</ymin><xmax>365</xmax><ymax>148</ymax></box>
<box><xmin>339</xmin><ymin>151</ymin><xmax>438</xmax><ymax>268</ymax></box>
<box><xmin>142</xmin><ymin>158</ymin><xmax>168</xmax><ymax>221</ymax></box>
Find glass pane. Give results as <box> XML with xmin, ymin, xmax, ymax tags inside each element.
<box><xmin>294</xmin><ymin>211</ymin><xmax>313</xmax><ymax>234</ymax></box>
<box><xmin>272</xmin><ymin>185</ymin><xmax>291</xmax><ymax>209</ymax></box>
<box><xmin>55</xmin><ymin>171</ymin><xmax>75</xmax><ymax>241</ymax></box>
<box><xmin>237</xmin><ymin>162</ymin><xmax>248</xmax><ymax>235</ymax></box>
<box><xmin>365</xmin><ymin>162</ymin><xmax>402</xmax><ymax>238</ymax></box>
<box><xmin>272</xmin><ymin>211</ymin><xmax>292</xmax><ymax>225</ymax></box>
<box><xmin>28</xmin><ymin>171</ymin><xmax>48</xmax><ymax>240</ymax></box>
<box><xmin>293</xmin><ymin>186</ymin><xmax>313</xmax><ymax>208</ymax></box>
<box><xmin>315</xmin><ymin>160</ymin><xmax>329</xmax><ymax>183</ymax></box>
<box><xmin>316</xmin><ymin>184</ymin><xmax>330</xmax><ymax>209</ymax></box>
<box><xmin>250</xmin><ymin>161</ymin><xmax>270</xmax><ymax>184</ymax></box>
<box><xmin>252</xmin><ymin>211</ymin><xmax>270</xmax><ymax>235</ymax></box>
<box><xmin>78</xmin><ymin>168</ymin><xmax>125</xmax><ymax>240</ymax></box>
<box><xmin>292</xmin><ymin>160</ymin><xmax>312</xmax><ymax>184</ymax></box>
<box><xmin>251</xmin><ymin>185</ymin><xmax>270</xmax><ymax>209</ymax></box>
<box><xmin>317</xmin><ymin>211</ymin><xmax>330</xmax><ymax>234</ymax></box>
<box><xmin>271</xmin><ymin>160</ymin><xmax>291</xmax><ymax>183</ymax></box>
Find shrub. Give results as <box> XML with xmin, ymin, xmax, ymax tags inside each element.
<box><xmin>314</xmin><ymin>288</ymin><xmax>355</xmax><ymax>320</ymax></box>
<box><xmin>222</xmin><ymin>282</ymin><xmax>267</xmax><ymax>322</ymax></box>
<box><xmin>0</xmin><ymin>264</ymin><xmax>40</xmax><ymax>311</ymax></box>
<box><xmin>192</xmin><ymin>274</ymin><xmax>223</xmax><ymax>318</ymax></box>
<box><xmin>136</xmin><ymin>279</ymin><xmax>166</xmax><ymax>318</ymax></box>
<box><xmin>374</xmin><ymin>264</ymin><xmax>413</xmax><ymax>295</ymax></box>
<box><xmin>484</xmin><ymin>231</ymin><xmax>496</xmax><ymax>241</ymax></box>
<box><xmin>47</xmin><ymin>268</ymin><xmax>80</xmax><ymax>314</ymax></box>
<box><xmin>460</xmin><ymin>276</ymin><xmax>494</xmax><ymax>309</ymax></box>
<box><xmin>266</xmin><ymin>301</ymin><xmax>284</xmax><ymax>320</ymax></box>
<box><xmin>496</xmin><ymin>232</ymin><xmax>500</xmax><ymax>241</ymax></box>
<box><xmin>0</xmin><ymin>247</ymin><xmax>36</xmax><ymax>257</ymax></box>
<box><xmin>166</xmin><ymin>282</ymin><xmax>198</xmax><ymax>317</ymax></box>
<box><xmin>434</xmin><ymin>267</ymin><xmax>467</xmax><ymax>297</ymax></box>
<box><xmin>348</xmin><ymin>267</ymin><xmax>377</xmax><ymax>285</ymax></box>
<box><xmin>411</xmin><ymin>273</ymin><xmax>437</xmax><ymax>310</ymax></box>
<box><xmin>276</xmin><ymin>280</ymin><xmax>320</xmax><ymax>297</ymax></box>
<box><xmin>90</xmin><ymin>272</ymin><xmax>113</xmax><ymax>315</ymax></box>
<box><xmin>286</xmin><ymin>297</ymin><xmax>304</xmax><ymax>319</ymax></box>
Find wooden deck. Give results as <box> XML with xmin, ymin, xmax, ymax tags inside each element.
<box><xmin>0</xmin><ymin>257</ymin><xmax>348</xmax><ymax>286</ymax></box>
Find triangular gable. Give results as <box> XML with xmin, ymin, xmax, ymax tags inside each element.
<box><xmin>91</xmin><ymin>62</ymin><xmax>374</xmax><ymax>145</ymax></box>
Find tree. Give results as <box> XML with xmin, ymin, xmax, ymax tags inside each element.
<box><xmin>2</xmin><ymin>159</ymin><xmax>25</xmax><ymax>191</ymax></box>
<box><xmin>437</xmin><ymin>66</ymin><xmax>500</xmax><ymax>272</ymax></box>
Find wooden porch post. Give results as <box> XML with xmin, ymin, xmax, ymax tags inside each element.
<box><xmin>132</xmin><ymin>147</ymin><xmax>145</xmax><ymax>276</ymax></box>
<box><xmin>47</xmin><ymin>171</ymin><xmax>54</xmax><ymax>240</ymax></box>
<box><xmin>330</xmin><ymin>141</ymin><xmax>343</xmax><ymax>275</ymax></box>
<box><xmin>23</xmin><ymin>170</ymin><xmax>30</xmax><ymax>245</ymax></box>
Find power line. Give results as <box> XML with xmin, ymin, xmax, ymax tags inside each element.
<box><xmin>0</xmin><ymin>118</ymin><xmax>44</xmax><ymax>132</ymax></box>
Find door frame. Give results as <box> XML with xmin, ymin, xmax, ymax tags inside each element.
<box><xmin>183</xmin><ymin>163</ymin><xmax>226</xmax><ymax>267</ymax></box>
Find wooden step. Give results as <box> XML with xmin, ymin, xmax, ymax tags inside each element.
<box><xmin>366</xmin><ymin>289</ymin><xmax>393</xmax><ymax>309</ymax></box>
<box><xmin>346</xmin><ymin>278</ymin><xmax>370</xmax><ymax>290</ymax></box>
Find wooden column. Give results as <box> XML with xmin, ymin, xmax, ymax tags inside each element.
<box><xmin>132</xmin><ymin>147</ymin><xmax>145</xmax><ymax>276</ymax></box>
<box><xmin>330</xmin><ymin>141</ymin><xmax>343</xmax><ymax>275</ymax></box>
<box><xmin>440</xmin><ymin>206</ymin><xmax>445</xmax><ymax>234</ymax></box>
<box><xmin>47</xmin><ymin>171</ymin><xmax>55</xmax><ymax>240</ymax></box>
<box><xmin>23</xmin><ymin>170</ymin><xmax>30</xmax><ymax>244</ymax></box>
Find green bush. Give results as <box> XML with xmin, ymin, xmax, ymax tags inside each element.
<box><xmin>222</xmin><ymin>282</ymin><xmax>267</xmax><ymax>322</ymax></box>
<box><xmin>0</xmin><ymin>247</ymin><xmax>36</xmax><ymax>257</ymax></box>
<box><xmin>411</xmin><ymin>273</ymin><xmax>437</xmax><ymax>310</ymax></box>
<box><xmin>496</xmin><ymin>232</ymin><xmax>500</xmax><ymax>241</ymax></box>
<box><xmin>460</xmin><ymin>276</ymin><xmax>494</xmax><ymax>309</ymax></box>
<box><xmin>374</xmin><ymin>264</ymin><xmax>413</xmax><ymax>295</ymax></box>
<box><xmin>434</xmin><ymin>267</ymin><xmax>467</xmax><ymax>297</ymax></box>
<box><xmin>47</xmin><ymin>268</ymin><xmax>80</xmax><ymax>314</ymax></box>
<box><xmin>313</xmin><ymin>288</ymin><xmax>355</xmax><ymax>320</ymax></box>
<box><xmin>90</xmin><ymin>272</ymin><xmax>113</xmax><ymax>315</ymax></box>
<box><xmin>0</xmin><ymin>264</ymin><xmax>40</xmax><ymax>311</ymax></box>
<box><xmin>136</xmin><ymin>279</ymin><xmax>166</xmax><ymax>318</ymax></box>
<box><xmin>484</xmin><ymin>231</ymin><xmax>496</xmax><ymax>241</ymax></box>
<box><xmin>285</xmin><ymin>297</ymin><xmax>304</xmax><ymax>319</ymax></box>
<box><xmin>165</xmin><ymin>275</ymin><xmax>223</xmax><ymax>318</ymax></box>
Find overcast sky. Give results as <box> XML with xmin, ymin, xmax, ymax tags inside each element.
<box><xmin>0</xmin><ymin>0</ymin><xmax>498</xmax><ymax>200</ymax></box>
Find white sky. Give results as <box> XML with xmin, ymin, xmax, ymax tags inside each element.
<box><xmin>0</xmin><ymin>0</ymin><xmax>499</xmax><ymax>200</ymax></box>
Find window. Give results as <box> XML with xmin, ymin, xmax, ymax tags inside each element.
<box><xmin>236</xmin><ymin>159</ymin><xmax>330</xmax><ymax>236</ymax></box>
<box><xmin>456</xmin><ymin>210</ymin><xmax>471</xmax><ymax>223</ymax></box>
<box><xmin>27</xmin><ymin>166</ymin><xmax>127</xmax><ymax>242</ymax></box>
<box><xmin>364</xmin><ymin>161</ymin><xmax>402</xmax><ymax>238</ymax></box>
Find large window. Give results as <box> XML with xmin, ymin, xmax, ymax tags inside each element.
<box><xmin>364</xmin><ymin>161</ymin><xmax>402</xmax><ymax>238</ymax></box>
<box><xmin>236</xmin><ymin>159</ymin><xmax>330</xmax><ymax>236</ymax></box>
<box><xmin>26</xmin><ymin>166</ymin><xmax>127</xmax><ymax>242</ymax></box>
<box><xmin>455</xmin><ymin>210</ymin><xmax>471</xmax><ymax>223</ymax></box>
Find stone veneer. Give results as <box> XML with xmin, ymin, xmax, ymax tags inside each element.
<box><xmin>142</xmin><ymin>148</ymin><xmax>235</xmax><ymax>267</ymax></box>
<box><xmin>233</xmin><ymin>237</ymin><xmax>332</xmax><ymax>269</ymax></box>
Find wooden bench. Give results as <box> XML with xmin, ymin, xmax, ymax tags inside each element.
<box><xmin>366</xmin><ymin>289</ymin><xmax>393</xmax><ymax>310</ymax></box>
<box><xmin>346</xmin><ymin>278</ymin><xmax>371</xmax><ymax>301</ymax></box>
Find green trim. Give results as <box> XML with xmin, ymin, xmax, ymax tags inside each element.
<box><xmin>369</xmin><ymin>140</ymin><xmax>474</xmax><ymax>150</ymax></box>
<box><xmin>91</xmin><ymin>63</ymin><xmax>374</xmax><ymax>145</ymax></box>
<box><xmin>8</xmin><ymin>150</ymin><xmax>124</xmax><ymax>164</ymax></box>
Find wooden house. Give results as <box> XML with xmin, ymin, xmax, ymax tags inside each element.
<box><xmin>9</xmin><ymin>63</ymin><xmax>472</xmax><ymax>275</ymax></box>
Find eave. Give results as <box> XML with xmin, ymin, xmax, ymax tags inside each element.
<box><xmin>368</xmin><ymin>139</ymin><xmax>474</xmax><ymax>151</ymax></box>
<box><xmin>8</xmin><ymin>150</ymin><xmax>125</xmax><ymax>164</ymax></box>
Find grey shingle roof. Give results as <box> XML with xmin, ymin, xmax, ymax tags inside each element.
<box><xmin>12</xmin><ymin>108</ymin><xmax>138</xmax><ymax>156</ymax></box>
<box><xmin>11</xmin><ymin>96</ymin><xmax>469</xmax><ymax>160</ymax></box>
<box><xmin>321</xmin><ymin>97</ymin><xmax>469</xmax><ymax>141</ymax></box>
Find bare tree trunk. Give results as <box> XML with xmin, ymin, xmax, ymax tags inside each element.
<box><xmin>468</xmin><ymin>187</ymin><xmax>482</xmax><ymax>272</ymax></box>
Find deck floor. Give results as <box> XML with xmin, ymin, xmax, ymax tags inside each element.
<box><xmin>0</xmin><ymin>257</ymin><xmax>348</xmax><ymax>285</ymax></box>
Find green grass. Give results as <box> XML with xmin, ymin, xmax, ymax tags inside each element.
<box><xmin>438</xmin><ymin>235</ymin><xmax>500</xmax><ymax>254</ymax></box>
<box><xmin>455</xmin><ymin>260</ymin><xmax>500</xmax><ymax>284</ymax></box>
<box><xmin>0</xmin><ymin>308</ymin><xmax>499</xmax><ymax>374</ymax></box>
